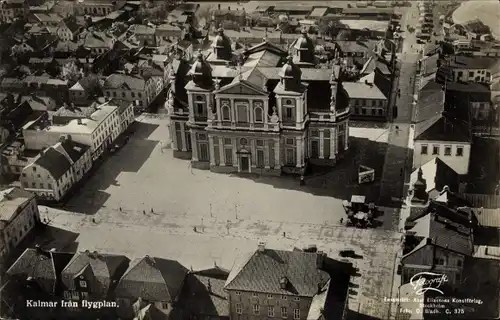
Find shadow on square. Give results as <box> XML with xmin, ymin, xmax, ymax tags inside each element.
<box><xmin>62</xmin><ymin>122</ymin><xmax>159</xmax><ymax>215</ymax></box>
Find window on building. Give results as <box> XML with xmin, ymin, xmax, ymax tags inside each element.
<box><xmin>294</xmin><ymin>309</ymin><xmax>300</xmax><ymax>319</ymax></box>
<box><xmin>225</xmin><ymin>148</ymin><xmax>233</xmax><ymax>165</ymax></box>
<box><xmin>81</xmin><ymin>292</ymin><xmax>89</xmax><ymax>300</ymax></box>
<box><xmin>378</xmin><ymin>109</ymin><xmax>383</xmax><ymax>116</ymax></box>
<box><xmin>235</xmin><ymin>291</ymin><xmax>241</xmax><ymax>295</ymax></box>
<box><xmin>457</xmin><ymin>71</ymin><xmax>463</xmax><ymax>78</ymax></box>
<box><xmin>267</xmin><ymin>294</ymin><xmax>273</xmax><ymax>299</ymax></box>
<box><xmin>281</xmin><ymin>306</ymin><xmax>288</xmax><ymax>318</ymax></box>
<box><xmin>236</xmin><ymin>104</ymin><xmax>248</xmax><ymax>123</ymax></box>
<box><xmin>224</xmin><ymin>138</ymin><xmax>232</xmax><ymax>145</ymax></box>
<box><xmin>131</xmin><ymin>92</ymin><xmax>135</xmax><ymax>98</ymax></box>
<box><xmin>39</xmin><ymin>183</ymin><xmax>44</xmax><ymax>189</ymax></box>
<box><xmin>444</xmin><ymin>145</ymin><xmax>452</xmax><ymax>156</ymax></box>
<box><xmin>468</xmin><ymin>71</ymin><xmax>474</xmax><ymax>77</ymax></box>
<box><xmin>236</xmin><ymin>303</ymin><xmax>242</xmax><ymax>314</ymax></box>
<box><xmin>113</xmin><ymin>92</ymin><xmax>117</xmax><ymax>97</ymax></box>
<box><xmin>253</xmin><ymin>304</ymin><xmax>260</xmax><ymax>315</ymax></box>
<box><xmin>256</xmin><ymin>140</ymin><xmax>264</xmax><ymax>147</ymax></box>
<box><xmin>456</xmin><ymin>146</ymin><xmax>464</xmax><ymax>157</ymax></box>
<box><xmin>285</xmin><ymin>107</ymin><xmax>293</xmax><ymax>120</ymax></box>
<box><xmin>281</xmin><ymin>295</ymin><xmax>287</xmax><ymax>300</ymax></box>
<box><xmin>31</xmin><ymin>182</ymin><xmax>36</xmax><ymax>188</ymax></box>
<box><xmin>268</xmin><ymin>306</ymin><xmax>275</xmax><ymax>317</ymax></box>
<box><xmin>79</xmin><ymin>281</ymin><xmax>87</xmax><ymax>288</ymax></box>
<box><xmin>33</xmin><ymin>167</ymin><xmax>36</xmax><ymax>172</ymax></box>
<box><xmin>121</xmin><ymin>92</ymin><xmax>126</xmax><ymax>98</ymax></box>
<box><xmin>371</xmin><ymin>109</ymin><xmax>376</xmax><ymax>115</ymax></box>
<box><xmin>257</xmin><ymin>149</ymin><xmax>264</xmax><ymax>168</ymax></box>
<box><xmin>254</xmin><ymin>106</ymin><xmax>263</xmax><ymax>122</ymax></box>
<box><xmin>432</xmin><ymin>145</ymin><xmax>439</xmax><ymax>155</ymax></box>
<box><xmin>199</xmin><ymin>143</ymin><xmax>209</xmax><ymax>161</ymax></box>
<box><xmin>294</xmin><ymin>297</ymin><xmax>300</xmax><ymax>301</ymax></box>
<box><xmin>457</xmin><ymin>260</ymin><xmax>462</xmax><ymax>267</ymax></box>
<box><xmin>138</xmin><ymin>93</ymin><xmax>142</xmax><ymax>98</ymax></box>
<box><xmin>222</xmin><ymin>105</ymin><xmax>230</xmax><ymax>121</ymax></box>
<box><xmin>371</xmin><ymin>100</ymin><xmax>376</xmax><ymax>107</ymax></box>
<box><xmin>252</xmin><ymin>292</ymin><xmax>258</xmax><ymax>297</ymax></box>
<box><xmin>455</xmin><ymin>273</ymin><xmax>461</xmax><ymax>282</ymax></box>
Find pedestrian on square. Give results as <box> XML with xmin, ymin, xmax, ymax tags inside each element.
<box><xmin>188</xmin><ymin>161</ymin><xmax>193</xmax><ymax>174</ymax></box>
<box><xmin>151</xmin><ymin>208</ymin><xmax>154</xmax><ymax>213</ymax></box>
<box><xmin>119</xmin><ymin>207</ymin><xmax>122</xmax><ymax>212</ymax></box>
<box><xmin>143</xmin><ymin>210</ymin><xmax>146</xmax><ymax>215</ymax></box>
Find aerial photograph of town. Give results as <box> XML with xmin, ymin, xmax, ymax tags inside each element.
<box><xmin>0</xmin><ymin>0</ymin><xmax>498</xmax><ymax>319</ymax></box>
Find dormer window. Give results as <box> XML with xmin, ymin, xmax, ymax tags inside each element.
<box><xmin>79</xmin><ymin>280</ymin><xmax>87</xmax><ymax>288</ymax></box>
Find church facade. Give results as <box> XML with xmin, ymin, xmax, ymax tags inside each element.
<box><xmin>166</xmin><ymin>28</ymin><xmax>351</xmax><ymax>176</ymax></box>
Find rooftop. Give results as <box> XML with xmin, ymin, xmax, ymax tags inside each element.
<box><xmin>342</xmin><ymin>82</ymin><xmax>387</xmax><ymax>100</ymax></box>
<box><xmin>103</xmin><ymin>73</ymin><xmax>148</xmax><ymax>90</ymax></box>
<box><xmin>448</xmin><ymin>55</ymin><xmax>498</xmax><ymax>70</ymax></box>
<box><xmin>224</xmin><ymin>247</ymin><xmax>349</xmax><ymax>297</ymax></box>
<box><xmin>33</xmin><ymin>147</ymin><xmax>72</xmax><ymax>181</ymax></box>
<box><xmin>0</xmin><ymin>187</ymin><xmax>33</xmax><ymax>222</ymax></box>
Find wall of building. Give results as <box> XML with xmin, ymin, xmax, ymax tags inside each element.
<box><xmin>402</xmin><ymin>245</ymin><xmax>465</xmax><ymax>286</ymax></box>
<box><xmin>413</xmin><ymin>141</ymin><xmax>471</xmax><ymax>175</ymax></box>
<box><xmin>453</xmin><ymin>68</ymin><xmax>492</xmax><ymax>83</ymax></box>
<box><xmin>228</xmin><ymin>290</ymin><xmax>312</xmax><ymax>320</ymax></box>
<box><xmin>1</xmin><ymin>196</ymin><xmax>39</xmax><ymax>253</ymax></box>
<box><xmin>349</xmin><ymin>97</ymin><xmax>388</xmax><ymax>119</ymax></box>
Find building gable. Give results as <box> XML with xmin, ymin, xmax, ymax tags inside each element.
<box><xmin>216</xmin><ymin>81</ymin><xmax>267</xmax><ymax>96</ymax></box>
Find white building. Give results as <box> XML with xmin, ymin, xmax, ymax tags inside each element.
<box><xmin>448</xmin><ymin>55</ymin><xmax>499</xmax><ymax>83</ymax></box>
<box><xmin>102</xmin><ymin>73</ymin><xmax>159</xmax><ymax>111</ymax></box>
<box><xmin>20</xmin><ymin>139</ymin><xmax>92</xmax><ymax>201</ymax></box>
<box><xmin>0</xmin><ymin>187</ymin><xmax>39</xmax><ymax>259</ymax></box>
<box><xmin>22</xmin><ymin>103</ymin><xmax>121</xmax><ymax>160</ymax></box>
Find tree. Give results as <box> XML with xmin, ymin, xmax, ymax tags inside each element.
<box><xmin>318</xmin><ymin>19</ymin><xmax>347</xmax><ymax>39</ymax></box>
<box><xmin>61</xmin><ymin>61</ymin><xmax>83</xmax><ymax>84</ymax></box>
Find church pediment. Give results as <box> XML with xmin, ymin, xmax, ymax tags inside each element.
<box><xmin>216</xmin><ymin>81</ymin><xmax>267</xmax><ymax>96</ymax></box>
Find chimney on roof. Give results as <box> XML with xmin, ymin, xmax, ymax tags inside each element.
<box><xmin>279</xmin><ymin>277</ymin><xmax>288</xmax><ymax>290</ymax></box>
<box><xmin>217</xmin><ymin>3</ymin><xmax>220</xmax><ymax>10</ymax></box>
<box><xmin>426</xmin><ymin>237</ymin><xmax>432</xmax><ymax>245</ymax></box>
<box><xmin>228</xmin><ymin>6</ymin><xmax>231</xmax><ymax>11</ymax></box>
<box><xmin>35</xmin><ymin>244</ymin><xmax>42</xmax><ymax>254</ymax></box>
<box><xmin>93</xmin><ymin>251</ymin><xmax>99</xmax><ymax>258</ymax></box>
<box><xmin>316</xmin><ymin>251</ymin><xmax>325</xmax><ymax>269</ymax></box>
<box><xmin>145</xmin><ymin>255</ymin><xmax>155</xmax><ymax>265</ymax></box>
<box><xmin>77</xmin><ymin>118</ymin><xmax>82</xmax><ymax>125</ymax></box>
<box><xmin>257</xmin><ymin>241</ymin><xmax>265</xmax><ymax>252</ymax></box>
<box><xmin>442</xmin><ymin>185</ymin><xmax>450</xmax><ymax>193</ymax></box>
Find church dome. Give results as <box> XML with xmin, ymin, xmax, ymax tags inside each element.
<box><xmin>294</xmin><ymin>28</ymin><xmax>314</xmax><ymax>51</ymax></box>
<box><xmin>189</xmin><ymin>51</ymin><xmax>212</xmax><ymax>86</ymax></box>
<box><xmin>212</xmin><ymin>27</ymin><xmax>231</xmax><ymax>49</ymax></box>
<box><xmin>279</xmin><ymin>56</ymin><xmax>301</xmax><ymax>80</ymax></box>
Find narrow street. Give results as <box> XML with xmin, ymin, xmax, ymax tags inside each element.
<box><xmin>378</xmin><ymin>1</ymin><xmax>421</xmax><ymax>227</ymax></box>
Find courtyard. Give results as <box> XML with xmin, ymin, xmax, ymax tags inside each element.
<box><xmin>32</xmin><ymin>115</ymin><xmax>403</xmax><ymax>319</ymax></box>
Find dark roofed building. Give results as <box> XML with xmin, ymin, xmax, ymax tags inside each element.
<box><xmin>61</xmin><ymin>250</ymin><xmax>129</xmax><ymax>300</ymax></box>
<box><xmin>402</xmin><ymin>192</ymin><xmax>476</xmax><ymax>287</ymax></box>
<box><xmin>224</xmin><ymin>243</ymin><xmax>351</xmax><ymax>319</ymax></box>
<box><xmin>172</xmin><ymin>266</ymin><xmax>230</xmax><ymax>320</ymax></box>
<box><xmin>115</xmin><ymin>256</ymin><xmax>188</xmax><ymax>319</ymax></box>
<box><xmin>33</xmin><ymin>147</ymin><xmax>71</xmax><ymax>181</ymax></box>
<box><xmin>6</xmin><ymin>246</ymin><xmax>74</xmax><ymax>295</ymax></box>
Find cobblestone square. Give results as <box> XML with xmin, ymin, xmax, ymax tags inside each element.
<box><xmin>41</xmin><ymin>116</ymin><xmax>401</xmax><ymax>318</ymax></box>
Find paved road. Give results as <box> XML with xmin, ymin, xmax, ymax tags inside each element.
<box><xmin>378</xmin><ymin>1</ymin><xmax>421</xmax><ymax>218</ymax></box>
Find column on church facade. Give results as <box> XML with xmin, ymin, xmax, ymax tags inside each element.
<box><xmin>296</xmin><ymin>138</ymin><xmax>302</xmax><ymax>168</ymax></box>
<box><xmin>190</xmin><ymin>132</ymin><xmax>198</xmax><ymax>161</ymax></box>
<box><xmin>265</xmin><ymin>141</ymin><xmax>270</xmax><ymax>169</ymax></box>
<box><xmin>344</xmin><ymin>124</ymin><xmax>349</xmax><ymax>150</ymax></box>
<box><xmin>274</xmin><ymin>139</ymin><xmax>280</xmax><ymax>169</ymax></box>
<box><xmin>250</xmin><ymin>139</ymin><xmax>256</xmax><ymax>165</ymax></box>
<box><xmin>216</xmin><ymin>97</ymin><xmax>222</xmax><ymax>123</ymax></box>
<box><xmin>329</xmin><ymin>128</ymin><xmax>336</xmax><ymax>159</ymax></box>
<box><xmin>180</xmin><ymin>124</ymin><xmax>187</xmax><ymax>151</ymax></box>
<box><xmin>170</xmin><ymin>123</ymin><xmax>177</xmax><ymax>150</ymax></box>
<box><xmin>209</xmin><ymin>136</ymin><xmax>215</xmax><ymax>166</ymax></box>
<box><xmin>218</xmin><ymin>137</ymin><xmax>225</xmax><ymax>166</ymax></box>
<box><xmin>230</xmin><ymin>98</ymin><xmax>236</xmax><ymax>126</ymax></box>
<box><xmin>319</xmin><ymin>130</ymin><xmax>324</xmax><ymax>159</ymax></box>
<box><xmin>232</xmin><ymin>137</ymin><xmax>237</xmax><ymax>166</ymax></box>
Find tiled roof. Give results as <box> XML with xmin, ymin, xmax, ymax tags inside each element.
<box><xmin>52</xmin><ymin>106</ymin><xmax>96</xmax><ymax>118</ymax></box>
<box><xmin>115</xmin><ymin>256</ymin><xmax>188</xmax><ymax>302</ymax></box>
<box><xmin>224</xmin><ymin>249</ymin><xmax>330</xmax><ymax>297</ymax></box>
<box><xmin>6</xmin><ymin>248</ymin><xmax>74</xmax><ymax>293</ymax></box>
<box><xmin>103</xmin><ymin>73</ymin><xmax>147</xmax><ymax>90</ymax></box>
<box><xmin>448</xmin><ymin>55</ymin><xmax>498</xmax><ymax>70</ymax></box>
<box><xmin>131</xmin><ymin>24</ymin><xmax>155</xmax><ymax>35</ymax></box>
<box><xmin>415</xmin><ymin>112</ymin><xmax>471</xmax><ymax>142</ymax></box>
<box><xmin>342</xmin><ymin>82</ymin><xmax>387</xmax><ymax>100</ymax></box>
<box><xmin>84</xmin><ymin>31</ymin><xmax>114</xmax><ymax>48</ymax></box>
<box><xmin>34</xmin><ymin>147</ymin><xmax>71</xmax><ymax>180</ymax></box>
<box><xmin>61</xmin><ymin>251</ymin><xmax>129</xmax><ymax>295</ymax></box>
<box><xmin>175</xmin><ymin>267</ymin><xmax>230</xmax><ymax>317</ymax></box>
<box><xmin>59</xmin><ymin>139</ymin><xmax>90</xmax><ymax>162</ymax></box>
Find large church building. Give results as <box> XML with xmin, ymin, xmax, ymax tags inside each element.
<box><xmin>166</xmin><ymin>28</ymin><xmax>351</xmax><ymax>176</ymax></box>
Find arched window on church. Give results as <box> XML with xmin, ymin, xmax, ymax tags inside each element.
<box><xmin>222</xmin><ymin>106</ymin><xmax>230</xmax><ymax>121</ymax></box>
<box><xmin>254</xmin><ymin>106</ymin><xmax>263</xmax><ymax>123</ymax></box>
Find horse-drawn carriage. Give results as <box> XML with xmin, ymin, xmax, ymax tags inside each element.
<box><xmin>342</xmin><ymin>195</ymin><xmax>380</xmax><ymax>228</ymax></box>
